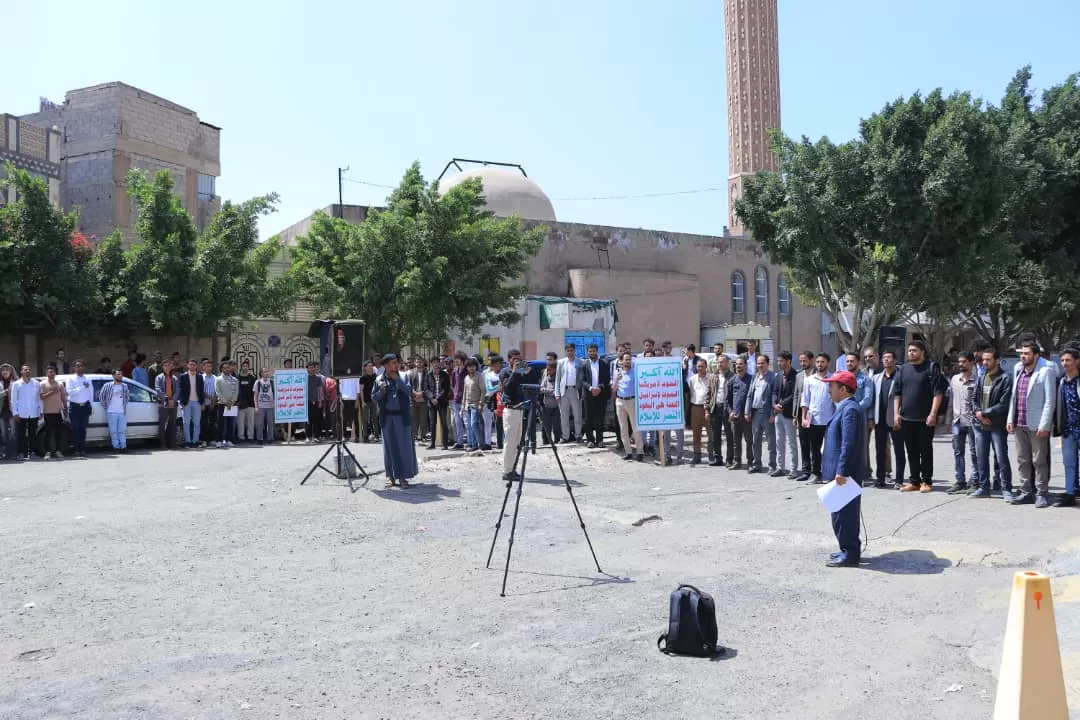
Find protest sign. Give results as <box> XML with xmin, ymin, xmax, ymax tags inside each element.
<box><xmin>634</xmin><ymin>356</ymin><xmax>685</xmax><ymax>431</ymax></box>
<box><xmin>273</xmin><ymin>369</ymin><xmax>309</xmax><ymax>424</ymax></box>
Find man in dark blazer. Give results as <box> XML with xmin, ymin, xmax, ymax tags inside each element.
<box><xmin>743</xmin><ymin>354</ymin><xmax>779</xmax><ymax>474</ymax></box>
<box><xmin>821</xmin><ymin>371</ymin><xmax>866</xmax><ymax>567</ymax></box>
<box><xmin>582</xmin><ymin>343</ymin><xmax>611</xmax><ymax>448</ymax></box>
<box><xmin>726</xmin><ymin>357</ymin><xmax>754</xmax><ymax>469</ymax></box>
<box><xmin>177</xmin><ymin>358</ymin><xmax>208</xmax><ymax>448</ymax></box>
<box><xmin>422</xmin><ymin>356</ymin><xmax>451</xmax><ymax>450</ymax></box>
<box><xmin>871</xmin><ymin>350</ymin><xmax>904</xmax><ymax>488</ymax></box>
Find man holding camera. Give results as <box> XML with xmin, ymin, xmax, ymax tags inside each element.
<box><xmin>501</xmin><ymin>351</ymin><xmax>528</xmax><ymax>482</ymax></box>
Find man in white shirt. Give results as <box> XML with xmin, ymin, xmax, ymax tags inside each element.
<box><xmin>12</xmin><ymin>364</ymin><xmax>43</xmax><ymax>460</ymax></box>
<box><xmin>65</xmin><ymin>358</ymin><xmax>95</xmax><ymax>458</ymax></box>
<box><xmin>339</xmin><ymin>375</ymin><xmax>360</xmax><ymax>442</ymax></box>
<box><xmin>555</xmin><ymin>344</ymin><xmax>586</xmax><ymax>443</ymax></box>
<box><xmin>800</xmin><ymin>353</ymin><xmax>835</xmax><ymax>484</ymax></box>
<box><xmin>687</xmin><ymin>357</ymin><xmax>713</xmax><ymax>466</ymax></box>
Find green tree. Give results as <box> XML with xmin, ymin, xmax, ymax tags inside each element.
<box><xmin>192</xmin><ymin>193</ymin><xmax>293</xmax><ymax>338</ymax></box>
<box><xmin>964</xmin><ymin>68</ymin><xmax>1080</xmax><ymax>350</ymax></box>
<box><xmin>111</xmin><ymin>170</ymin><xmax>204</xmax><ymax>336</ymax></box>
<box><xmin>0</xmin><ymin>165</ymin><xmax>101</xmax><ymax>345</ymax></box>
<box><xmin>736</xmin><ymin>88</ymin><xmax>1010</xmax><ymax>355</ymax></box>
<box><xmin>288</xmin><ymin>162</ymin><xmax>545</xmax><ymax>353</ymax></box>
<box><xmin>96</xmin><ymin>170</ymin><xmax>293</xmax><ymax>347</ymax></box>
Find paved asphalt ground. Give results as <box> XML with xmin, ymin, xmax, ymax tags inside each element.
<box><xmin>2</xmin><ymin>431</ymin><xmax>1079</xmax><ymax>719</ymax></box>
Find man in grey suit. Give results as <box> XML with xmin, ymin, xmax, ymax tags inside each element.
<box><xmin>744</xmin><ymin>354</ymin><xmax>779</xmax><ymax>474</ymax></box>
<box><xmin>1007</xmin><ymin>340</ymin><xmax>1058</xmax><ymax>508</ymax></box>
<box><xmin>555</xmin><ymin>343</ymin><xmax>588</xmax><ymax>443</ymax></box>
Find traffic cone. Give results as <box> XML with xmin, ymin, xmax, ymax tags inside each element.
<box><xmin>993</xmin><ymin>570</ymin><xmax>1070</xmax><ymax>719</ymax></box>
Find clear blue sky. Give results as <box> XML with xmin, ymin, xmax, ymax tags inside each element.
<box><xmin>4</xmin><ymin>0</ymin><xmax>1078</xmax><ymax>239</ymax></box>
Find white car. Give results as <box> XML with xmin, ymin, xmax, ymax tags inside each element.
<box><xmin>33</xmin><ymin>373</ymin><xmax>162</xmax><ymax>453</ymax></box>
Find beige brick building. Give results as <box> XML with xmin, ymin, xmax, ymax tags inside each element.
<box><xmin>21</xmin><ymin>82</ymin><xmax>221</xmax><ymax>244</ymax></box>
<box><xmin>0</xmin><ymin>113</ymin><xmax>61</xmax><ymax>206</ymax></box>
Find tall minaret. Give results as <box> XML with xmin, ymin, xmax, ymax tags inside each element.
<box><xmin>724</xmin><ymin>0</ymin><xmax>781</xmax><ymax>236</ymax></box>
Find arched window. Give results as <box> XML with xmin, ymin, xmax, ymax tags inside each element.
<box><xmin>754</xmin><ymin>266</ymin><xmax>769</xmax><ymax>315</ymax></box>
<box><xmin>731</xmin><ymin>271</ymin><xmax>746</xmax><ymax>315</ymax></box>
<box><xmin>777</xmin><ymin>273</ymin><xmax>791</xmax><ymax>316</ymax></box>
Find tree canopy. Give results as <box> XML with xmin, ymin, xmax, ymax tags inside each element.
<box><xmin>288</xmin><ymin>162</ymin><xmax>545</xmax><ymax>353</ymax></box>
<box><xmin>735</xmin><ymin>67</ymin><xmax>1080</xmax><ymax>353</ymax></box>
<box><xmin>0</xmin><ymin>165</ymin><xmax>100</xmax><ymax>339</ymax></box>
<box><xmin>1</xmin><ymin>165</ymin><xmax>289</xmax><ymax>360</ymax></box>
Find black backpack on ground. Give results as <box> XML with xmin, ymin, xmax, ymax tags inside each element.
<box><xmin>657</xmin><ymin>584</ymin><xmax>722</xmax><ymax>657</ymax></box>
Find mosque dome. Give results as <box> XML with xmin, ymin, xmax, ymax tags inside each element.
<box><xmin>438</xmin><ymin>167</ymin><xmax>557</xmax><ymax>222</ymax></box>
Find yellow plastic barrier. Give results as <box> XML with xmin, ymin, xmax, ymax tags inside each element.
<box><xmin>994</xmin><ymin>571</ymin><xmax>1070</xmax><ymax>719</ymax></box>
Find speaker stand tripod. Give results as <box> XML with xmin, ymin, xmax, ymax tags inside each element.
<box><xmin>485</xmin><ymin>397</ymin><xmax>602</xmax><ymax>596</ymax></box>
<box><xmin>301</xmin><ymin>399</ymin><xmax>369</xmax><ymax>493</ymax></box>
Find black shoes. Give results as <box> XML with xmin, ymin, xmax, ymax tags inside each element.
<box><xmin>1054</xmin><ymin>493</ymin><xmax>1076</xmax><ymax>507</ymax></box>
<box><xmin>826</xmin><ymin>551</ymin><xmax>860</xmax><ymax>568</ymax></box>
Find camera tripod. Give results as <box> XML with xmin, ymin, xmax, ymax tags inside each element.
<box><xmin>485</xmin><ymin>396</ymin><xmax>602</xmax><ymax>596</ymax></box>
<box><xmin>301</xmin><ymin>395</ymin><xmax>369</xmax><ymax>492</ymax></box>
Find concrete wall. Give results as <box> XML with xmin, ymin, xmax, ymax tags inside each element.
<box><xmin>522</xmin><ymin>220</ymin><xmax>822</xmax><ymax>354</ymax></box>
<box><xmin>445</xmin><ymin>297</ymin><xmax>616</xmax><ymax>361</ymax></box>
<box><xmin>0</xmin><ymin>319</ymin><xmax>321</xmax><ymax>376</ymax></box>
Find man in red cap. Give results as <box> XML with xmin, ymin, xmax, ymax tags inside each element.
<box><xmin>821</xmin><ymin>370</ymin><xmax>866</xmax><ymax>567</ymax></box>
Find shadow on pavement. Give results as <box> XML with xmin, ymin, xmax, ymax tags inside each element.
<box><xmin>522</xmin><ymin>476</ymin><xmax>585</xmax><ymax>488</ymax></box>
<box><xmin>373</xmin><ymin>482</ymin><xmax>462</xmax><ymax>504</ymax></box>
<box><xmin>502</xmin><ymin>570</ymin><xmax>634</xmax><ymax>596</ymax></box>
<box><xmin>862</xmin><ymin>549</ymin><xmax>953</xmax><ymax>575</ymax></box>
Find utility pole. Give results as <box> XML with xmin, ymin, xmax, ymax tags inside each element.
<box><xmin>337</xmin><ymin>166</ymin><xmax>349</xmax><ymax>218</ymax></box>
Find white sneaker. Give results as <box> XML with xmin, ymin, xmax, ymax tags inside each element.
<box><xmin>226</xmin><ymin>441</ymin><xmax>234</xmax><ymax>447</ymax></box>
<box><xmin>216</xmin><ymin>441</ymin><xmax>224</xmax><ymax>448</ymax></box>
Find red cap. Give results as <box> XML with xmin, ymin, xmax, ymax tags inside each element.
<box><xmin>823</xmin><ymin>370</ymin><xmax>858</xmax><ymax>391</ymax></box>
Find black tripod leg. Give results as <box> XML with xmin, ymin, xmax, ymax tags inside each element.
<box><xmin>498</xmin><ymin>405</ymin><xmax>537</xmax><ymax>595</ymax></box>
<box><xmin>486</xmin><ymin>472</ymin><xmax>517</xmax><ymax>568</ymax></box>
<box><xmin>548</xmin><ymin>436</ymin><xmax>603</xmax><ymax>573</ymax></box>
<box><xmin>488</xmin><ymin>405</ymin><xmax>532</xmax><ymax>568</ymax></box>
<box><xmin>500</xmin><ymin>427</ymin><xmax>532</xmax><ymax>597</ymax></box>
<box><xmin>302</xmin><ymin>442</ymin><xmax>337</xmax><ymax>485</ymax></box>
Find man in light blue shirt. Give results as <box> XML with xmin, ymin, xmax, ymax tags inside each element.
<box><xmin>800</xmin><ymin>353</ymin><xmax>834</xmax><ymax>484</ymax></box>
<box><xmin>612</xmin><ymin>352</ymin><xmax>643</xmax><ymax>462</ymax></box>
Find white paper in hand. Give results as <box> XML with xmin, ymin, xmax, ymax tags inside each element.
<box><xmin>817</xmin><ymin>478</ymin><xmax>862</xmax><ymax>513</ymax></box>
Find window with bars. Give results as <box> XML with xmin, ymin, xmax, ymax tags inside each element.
<box><xmin>755</xmin><ymin>266</ymin><xmax>769</xmax><ymax>315</ymax></box>
<box><xmin>731</xmin><ymin>271</ymin><xmax>746</xmax><ymax>314</ymax></box>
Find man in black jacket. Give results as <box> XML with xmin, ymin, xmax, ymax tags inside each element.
<box><xmin>177</xmin><ymin>358</ymin><xmax>207</xmax><ymax>448</ymax></box>
<box><xmin>773</xmin><ymin>351</ymin><xmax>799</xmax><ymax>477</ymax></box>
<box><xmin>971</xmin><ymin>348</ymin><xmax>1014</xmax><ymax>499</ymax></box>
<box><xmin>423</xmin><ymin>356</ymin><xmax>451</xmax><ymax>450</ymax></box>
<box><xmin>726</xmin><ymin>357</ymin><xmax>753</xmax><ymax>469</ymax></box>
<box><xmin>872</xmin><ymin>351</ymin><xmax>905</xmax><ymax>488</ymax></box>
<box><xmin>582</xmin><ymin>343</ymin><xmax>611</xmax><ymax>447</ymax></box>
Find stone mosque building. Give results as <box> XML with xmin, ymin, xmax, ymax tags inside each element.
<box><xmin>267</xmin><ymin>0</ymin><xmax>822</xmax><ymax>367</ymax></box>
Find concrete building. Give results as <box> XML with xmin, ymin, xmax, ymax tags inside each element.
<box><xmin>0</xmin><ymin>113</ymin><xmax>61</xmax><ymax>206</ymax></box>
<box><xmin>21</xmin><ymin>82</ymin><xmax>221</xmax><ymax>243</ymax></box>
<box><xmin>724</xmin><ymin>0</ymin><xmax>781</xmax><ymax>237</ymax></box>
<box><xmin>268</xmin><ymin>164</ymin><xmax>822</xmax><ymax>362</ymax></box>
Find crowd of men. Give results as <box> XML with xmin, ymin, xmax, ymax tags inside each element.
<box><xmin>3</xmin><ymin>334</ymin><xmax>1080</xmax><ymax>513</ymax></box>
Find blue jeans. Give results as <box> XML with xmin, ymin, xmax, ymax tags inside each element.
<box><xmin>0</xmin><ymin>415</ymin><xmax>15</xmax><ymax>458</ymax></box>
<box><xmin>453</xmin><ymin>401</ymin><xmax>466</xmax><ymax>446</ymax></box>
<box><xmin>69</xmin><ymin>402</ymin><xmax>92</xmax><ymax>453</ymax></box>
<box><xmin>107</xmin><ymin>412</ymin><xmax>127</xmax><ymax>449</ymax></box>
<box><xmin>1063</xmin><ymin>434</ymin><xmax>1079</xmax><ymax>496</ymax></box>
<box><xmin>182</xmin><ymin>403</ymin><xmax>201</xmax><ymax>445</ymax></box>
<box><xmin>952</xmin><ymin>423</ymin><xmax>979</xmax><ymax>484</ymax></box>
<box><xmin>465</xmin><ymin>406</ymin><xmax>482</xmax><ymax>449</ymax></box>
<box><xmin>974</xmin><ymin>425</ymin><xmax>1011</xmax><ymax>492</ymax></box>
